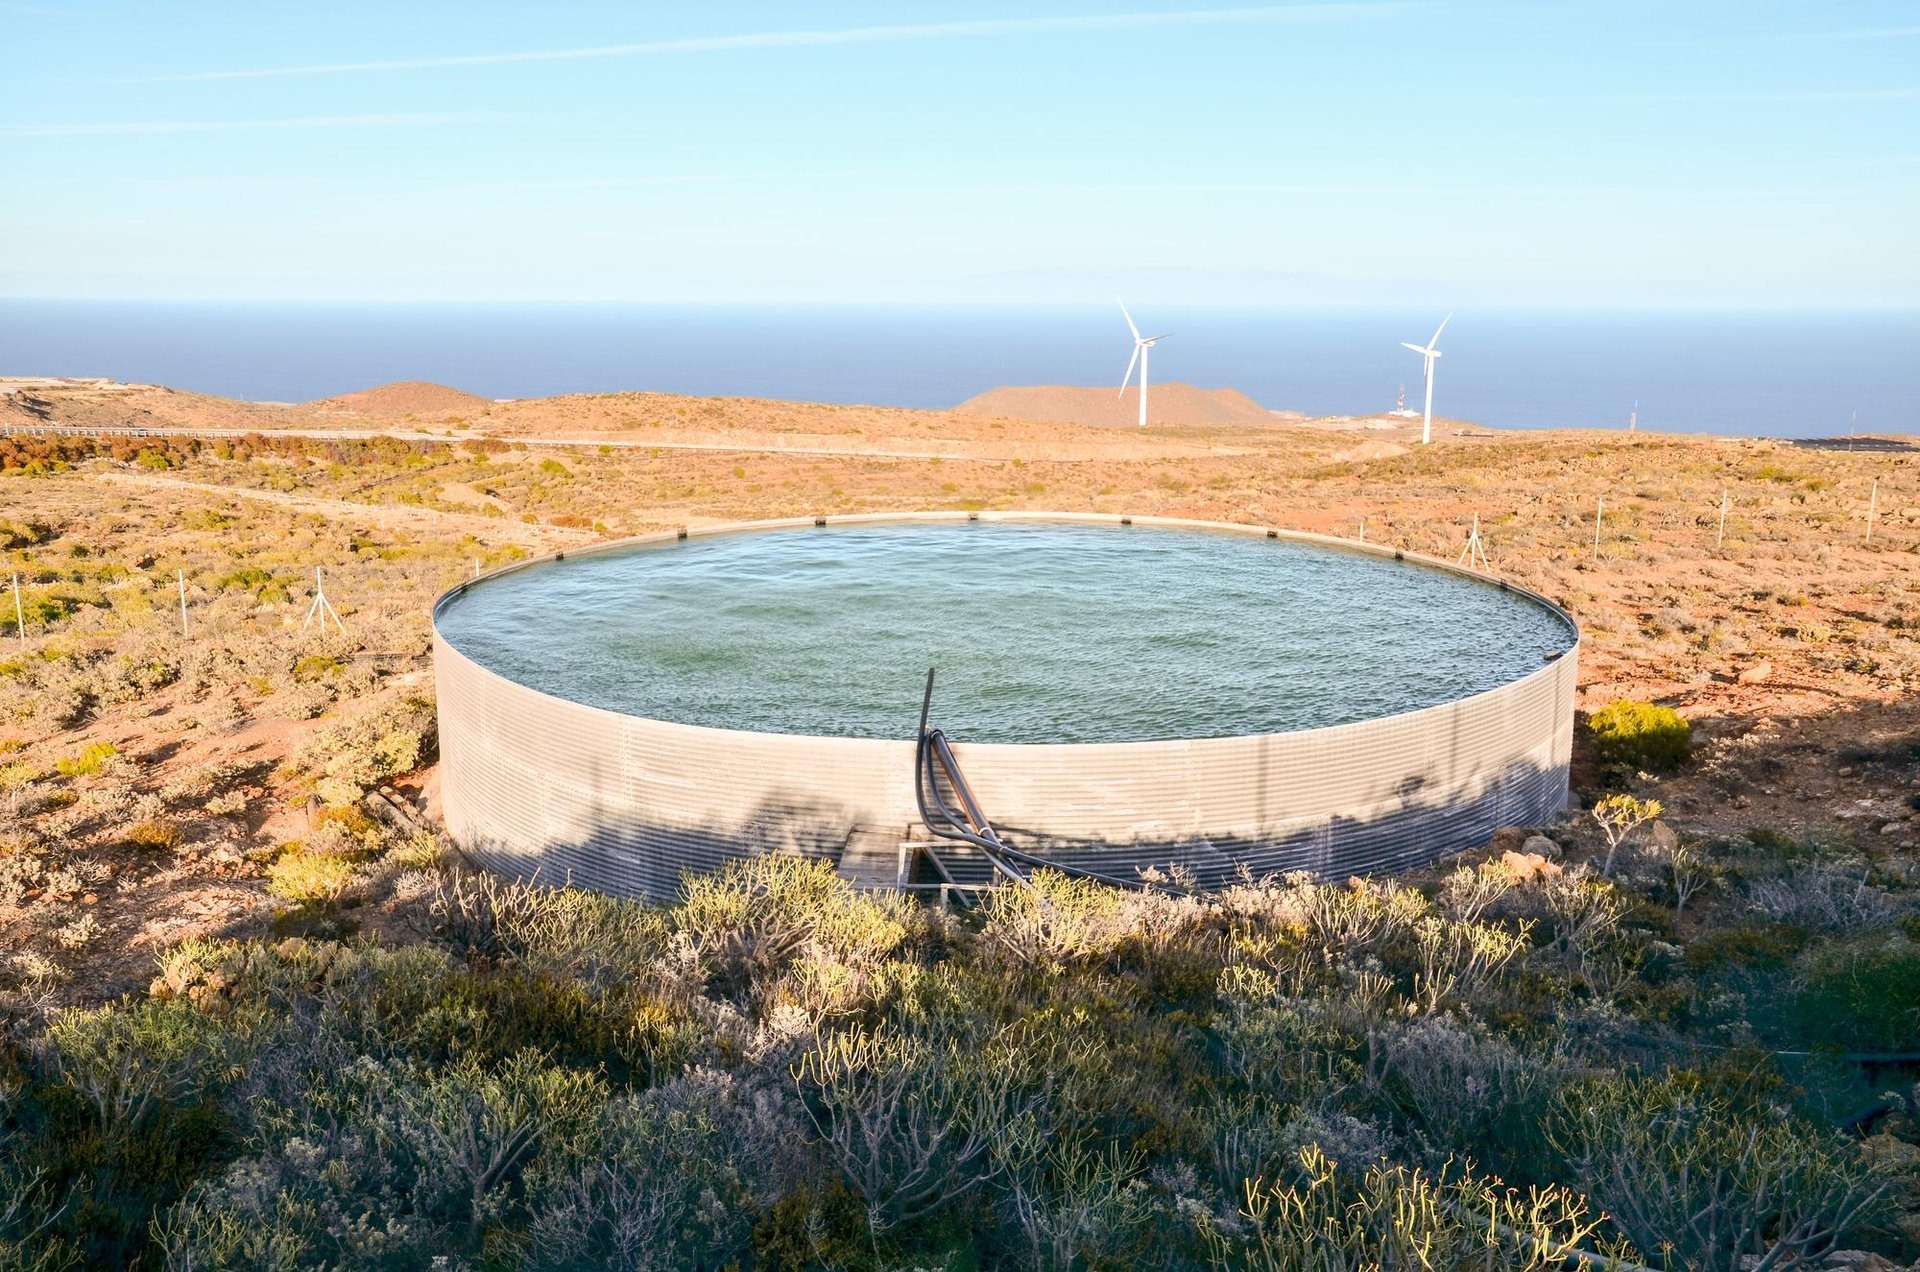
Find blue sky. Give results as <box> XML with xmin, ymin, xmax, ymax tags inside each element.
<box><xmin>3</xmin><ymin>1</ymin><xmax>1916</xmax><ymax>305</ymax></box>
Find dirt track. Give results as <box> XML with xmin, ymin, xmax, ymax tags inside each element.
<box><xmin>92</xmin><ymin>470</ymin><xmax>595</xmax><ymax>550</ymax></box>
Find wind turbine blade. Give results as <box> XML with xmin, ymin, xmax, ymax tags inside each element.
<box><xmin>1429</xmin><ymin>312</ymin><xmax>1452</xmax><ymax>348</ymax></box>
<box><xmin>1400</xmin><ymin>342</ymin><xmax>1428</xmax><ymax>355</ymax></box>
<box><xmin>1117</xmin><ymin>299</ymin><xmax>1142</xmax><ymax>342</ymax></box>
<box><xmin>1145</xmin><ymin>332</ymin><xmax>1173</xmax><ymax>342</ymax></box>
<box><xmin>1118</xmin><ymin>343</ymin><xmax>1141</xmax><ymax>395</ymax></box>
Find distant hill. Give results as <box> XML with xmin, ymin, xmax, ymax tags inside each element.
<box><xmin>953</xmin><ymin>382</ymin><xmax>1276</xmax><ymax>429</ymax></box>
<box><xmin>307</xmin><ymin>381</ymin><xmax>492</xmax><ymax>419</ymax></box>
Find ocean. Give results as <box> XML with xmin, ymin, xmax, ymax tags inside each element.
<box><xmin>2</xmin><ymin>301</ymin><xmax>1914</xmax><ymax>438</ymax></box>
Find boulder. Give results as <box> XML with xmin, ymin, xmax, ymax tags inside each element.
<box><xmin>1646</xmin><ymin>820</ymin><xmax>1680</xmax><ymax>854</ymax></box>
<box><xmin>1521</xmin><ymin>834</ymin><xmax>1562</xmax><ymax>860</ymax></box>
<box><xmin>1860</xmin><ymin>1133</ymin><xmax>1920</xmax><ymax>1170</ymax></box>
<box><xmin>1821</xmin><ymin>1252</ymin><xmax>1898</xmax><ymax>1272</ymax></box>
<box><xmin>1485</xmin><ymin>826</ymin><xmax>1531</xmax><ymax>856</ymax></box>
<box><xmin>1736</xmin><ymin>661</ymin><xmax>1774</xmax><ymax>685</ymax></box>
<box><xmin>1501</xmin><ymin>848</ymin><xmax>1563</xmax><ymax>879</ymax></box>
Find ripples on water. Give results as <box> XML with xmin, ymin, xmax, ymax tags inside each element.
<box><xmin>434</xmin><ymin>522</ymin><xmax>1575</xmax><ymax>743</ymax></box>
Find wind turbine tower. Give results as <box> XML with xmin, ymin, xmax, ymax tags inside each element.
<box><xmin>1400</xmin><ymin>313</ymin><xmax>1452</xmax><ymax>445</ymax></box>
<box><xmin>1117</xmin><ymin>301</ymin><xmax>1170</xmax><ymax>427</ymax></box>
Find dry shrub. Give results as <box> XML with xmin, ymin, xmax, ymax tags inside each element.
<box><xmin>1367</xmin><ymin>1013</ymin><xmax>1561</xmax><ymax>1163</ymax></box>
<box><xmin>430</xmin><ymin>869</ymin><xmax>672</xmax><ymax>990</ymax></box>
<box><xmin>1218</xmin><ymin>873</ymin><xmax>1432</xmax><ymax>981</ymax></box>
<box><xmin>1546</xmin><ymin>1070</ymin><xmax>1892</xmax><ymax>1272</ymax></box>
<box><xmin>124</xmin><ymin>820</ymin><xmax>184</xmax><ymax>852</ymax></box>
<box><xmin>0</xmin><ymin>853</ymin><xmax>43</xmax><ymax>908</ymax></box>
<box><xmin>1439</xmin><ymin>860</ymin><xmax>1518</xmax><ymax>922</ymax></box>
<box><xmin>793</xmin><ymin>1022</ymin><xmax>1016</xmax><ymax>1231</ymax></box>
<box><xmin>976</xmin><ymin>870</ymin><xmax>1135</xmax><ymax>969</ymax></box>
<box><xmin>0</xmin><ymin>761</ymin><xmax>43</xmax><ymax>819</ymax></box>
<box><xmin>267</xmin><ymin>849</ymin><xmax>356</xmax><ymax>906</ymax></box>
<box><xmin>158</xmin><ymin>759</ymin><xmax>248</xmax><ymax>810</ymax></box>
<box><xmin>1745</xmin><ymin>860</ymin><xmax>1902</xmax><ymax>934</ymax></box>
<box><xmin>289</xmin><ymin>695</ymin><xmax>434</xmax><ymax>806</ymax></box>
<box><xmin>676</xmin><ymin>856</ymin><xmax>911</xmax><ymax>1017</ymax></box>
<box><xmin>1205</xmin><ymin>1145</ymin><xmax>1607</xmax><ymax>1272</ymax></box>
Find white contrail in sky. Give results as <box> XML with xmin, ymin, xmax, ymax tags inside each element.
<box><xmin>1612</xmin><ymin>87</ymin><xmax>1920</xmax><ymax>103</ymax></box>
<box><xmin>120</xmin><ymin>4</ymin><xmax>1417</xmax><ymax>82</ymax></box>
<box><xmin>1806</xmin><ymin>25</ymin><xmax>1920</xmax><ymax>41</ymax></box>
<box><xmin>1</xmin><ymin>113</ymin><xmax>503</xmax><ymax>137</ymax></box>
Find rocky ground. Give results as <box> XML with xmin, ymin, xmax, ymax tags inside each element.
<box><xmin>2</xmin><ymin>380</ymin><xmax>1917</xmax><ymax>1001</ymax></box>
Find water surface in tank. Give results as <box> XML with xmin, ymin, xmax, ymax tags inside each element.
<box><xmin>435</xmin><ymin>521</ymin><xmax>1573</xmax><ymax>743</ymax></box>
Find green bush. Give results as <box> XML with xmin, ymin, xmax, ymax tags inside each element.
<box><xmin>1206</xmin><ymin>1145</ymin><xmax>1606</xmax><ymax>1272</ymax></box>
<box><xmin>1587</xmin><ymin>700</ymin><xmax>1691</xmax><ymax>772</ymax></box>
<box><xmin>675</xmin><ymin>854</ymin><xmax>911</xmax><ymax>1011</ymax></box>
<box><xmin>0</xmin><ymin>519</ymin><xmax>55</xmax><ymax>549</ymax></box>
<box><xmin>290</xmin><ymin>695</ymin><xmax>434</xmax><ymax>805</ymax></box>
<box><xmin>39</xmin><ymin>996</ymin><xmax>248</xmax><ymax>1134</ymax></box>
<box><xmin>213</xmin><ymin>565</ymin><xmax>291</xmax><ymax>604</ymax></box>
<box><xmin>266</xmin><ymin>849</ymin><xmax>356</xmax><ymax>905</ymax></box>
<box><xmin>1546</xmin><ymin>1070</ymin><xmax>1891</xmax><ymax>1271</ymax></box>
<box><xmin>162</xmin><ymin>1049</ymin><xmax>604</xmax><ymax>1269</ymax></box>
<box><xmin>2</xmin><ymin>593</ymin><xmax>72</xmax><ymax>636</ymax></box>
<box><xmin>290</xmin><ymin>654</ymin><xmax>342</xmax><ymax>682</ymax></box>
<box><xmin>521</xmin><ymin>1072</ymin><xmax>788</xmax><ymax>1268</ymax></box>
<box><xmin>54</xmin><ymin>741</ymin><xmax>117</xmax><ymax>777</ymax></box>
<box><xmin>1685</xmin><ymin>922</ymin><xmax>1808</xmax><ymax>972</ymax></box>
<box><xmin>6</xmin><ymin>845</ymin><xmax>1915</xmax><ymax>1270</ymax></box>
<box><xmin>1788</xmin><ymin>937</ymin><xmax>1920</xmax><ymax>1053</ymax></box>
<box><xmin>0</xmin><ymin>759</ymin><xmax>42</xmax><ymax>789</ymax></box>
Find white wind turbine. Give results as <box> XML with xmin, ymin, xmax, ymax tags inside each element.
<box><xmin>1116</xmin><ymin>301</ymin><xmax>1171</xmax><ymax>427</ymax></box>
<box><xmin>1400</xmin><ymin>313</ymin><xmax>1452</xmax><ymax>445</ymax></box>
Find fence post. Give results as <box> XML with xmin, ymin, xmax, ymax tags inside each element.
<box><xmin>177</xmin><ymin>569</ymin><xmax>189</xmax><ymax>639</ymax></box>
<box><xmin>1458</xmin><ymin>513</ymin><xmax>1489</xmax><ymax>570</ymax></box>
<box><xmin>1716</xmin><ymin>488</ymin><xmax>1728</xmax><ymax>550</ymax></box>
<box><xmin>10</xmin><ymin>574</ymin><xmax>22</xmax><ymax>651</ymax></box>
<box><xmin>1592</xmin><ymin>497</ymin><xmax>1604</xmax><ymax>561</ymax></box>
<box><xmin>302</xmin><ymin>567</ymin><xmax>348</xmax><ymax>636</ymax></box>
<box><xmin>1866</xmin><ymin>478</ymin><xmax>1878</xmax><ymax>545</ymax></box>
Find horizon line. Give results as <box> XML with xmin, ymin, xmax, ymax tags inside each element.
<box><xmin>4</xmin><ymin>296</ymin><xmax>1917</xmax><ymax>311</ymax></box>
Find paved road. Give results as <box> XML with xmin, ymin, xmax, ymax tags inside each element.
<box><xmin>1790</xmin><ymin>435</ymin><xmax>1918</xmax><ymax>454</ymax></box>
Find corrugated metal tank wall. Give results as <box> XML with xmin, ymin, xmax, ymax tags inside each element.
<box><xmin>433</xmin><ymin>515</ymin><xmax>1579</xmax><ymax>900</ymax></box>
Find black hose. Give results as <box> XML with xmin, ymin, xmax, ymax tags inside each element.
<box><xmin>913</xmin><ymin>667</ymin><xmax>1185</xmax><ymax>898</ymax></box>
